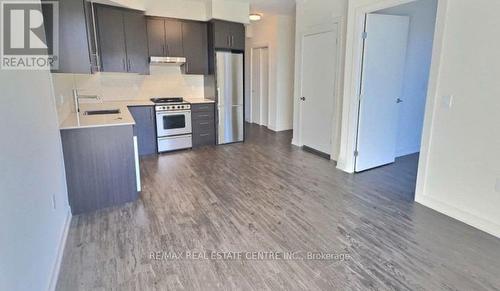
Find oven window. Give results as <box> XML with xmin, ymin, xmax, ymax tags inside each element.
<box><xmin>163</xmin><ymin>114</ymin><xmax>186</xmax><ymax>130</ymax></box>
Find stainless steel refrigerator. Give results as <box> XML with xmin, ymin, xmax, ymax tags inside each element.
<box><xmin>216</xmin><ymin>51</ymin><xmax>244</xmax><ymax>144</ymax></box>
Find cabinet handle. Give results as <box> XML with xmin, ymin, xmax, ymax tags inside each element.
<box><xmin>162</xmin><ymin>45</ymin><xmax>165</xmax><ymax>56</ymax></box>
<box><xmin>122</xmin><ymin>59</ymin><xmax>126</xmax><ymax>71</ymax></box>
<box><xmin>231</xmin><ymin>35</ymin><xmax>234</xmax><ymax>47</ymax></box>
<box><xmin>198</xmin><ymin>114</ymin><xmax>209</xmax><ymax>118</ymax></box>
<box><xmin>186</xmin><ymin>62</ymin><xmax>189</xmax><ymax>73</ymax></box>
<box><xmin>199</xmin><ymin>122</ymin><xmax>209</xmax><ymax>125</ymax></box>
<box><xmin>128</xmin><ymin>59</ymin><xmax>131</xmax><ymax>71</ymax></box>
<box><xmin>227</xmin><ymin>35</ymin><xmax>230</xmax><ymax>47</ymax></box>
<box><xmin>200</xmin><ymin>133</ymin><xmax>210</xmax><ymax>137</ymax></box>
<box><xmin>166</xmin><ymin>45</ymin><xmax>169</xmax><ymax>56</ymax></box>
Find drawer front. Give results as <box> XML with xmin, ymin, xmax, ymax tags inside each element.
<box><xmin>192</xmin><ymin>110</ymin><xmax>215</xmax><ymax>121</ymax></box>
<box><xmin>191</xmin><ymin>103</ymin><xmax>214</xmax><ymax>113</ymax></box>
<box><xmin>193</xmin><ymin>131</ymin><xmax>215</xmax><ymax>147</ymax></box>
<box><xmin>192</xmin><ymin>119</ymin><xmax>215</xmax><ymax>147</ymax></box>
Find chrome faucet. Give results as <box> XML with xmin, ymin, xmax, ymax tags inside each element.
<box><xmin>72</xmin><ymin>89</ymin><xmax>101</xmax><ymax>113</ymax></box>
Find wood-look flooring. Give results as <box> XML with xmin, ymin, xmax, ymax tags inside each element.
<box><xmin>56</xmin><ymin>123</ymin><xmax>500</xmax><ymax>291</ymax></box>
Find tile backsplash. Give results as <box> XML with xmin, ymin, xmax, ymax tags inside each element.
<box><xmin>51</xmin><ymin>65</ymin><xmax>205</xmax><ymax>125</ymax></box>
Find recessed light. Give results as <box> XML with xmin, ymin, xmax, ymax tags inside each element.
<box><xmin>249</xmin><ymin>14</ymin><xmax>262</xmax><ymax>21</ymax></box>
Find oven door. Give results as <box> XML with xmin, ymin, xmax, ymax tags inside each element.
<box><xmin>156</xmin><ymin>110</ymin><xmax>192</xmax><ymax>137</ymax></box>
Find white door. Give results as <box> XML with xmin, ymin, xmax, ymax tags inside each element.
<box><xmin>300</xmin><ymin>25</ymin><xmax>339</xmax><ymax>155</ymax></box>
<box><xmin>260</xmin><ymin>48</ymin><xmax>269</xmax><ymax>127</ymax></box>
<box><xmin>251</xmin><ymin>48</ymin><xmax>261</xmax><ymax>124</ymax></box>
<box><xmin>355</xmin><ymin>14</ymin><xmax>410</xmax><ymax>172</ymax></box>
<box><xmin>251</xmin><ymin>47</ymin><xmax>269</xmax><ymax>126</ymax></box>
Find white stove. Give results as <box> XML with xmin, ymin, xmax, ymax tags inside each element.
<box><xmin>151</xmin><ymin>98</ymin><xmax>192</xmax><ymax>153</ymax></box>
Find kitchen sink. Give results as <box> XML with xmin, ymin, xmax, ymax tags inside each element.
<box><xmin>84</xmin><ymin>109</ymin><xmax>120</xmax><ymax>115</ymax></box>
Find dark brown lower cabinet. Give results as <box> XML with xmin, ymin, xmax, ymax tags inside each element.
<box><xmin>192</xmin><ymin>103</ymin><xmax>216</xmax><ymax>147</ymax></box>
<box><xmin>60</xmin><ymin>125</ymin><xmax>138</xmax><ymax>215</ymax></box>
<box><xmin>128</xmin><ymin>106</ymin><xmax>157</xmax><ymax>156</ymax></box>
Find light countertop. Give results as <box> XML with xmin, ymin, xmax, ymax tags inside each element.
<box><xmin>184</xmin><ymin>98</ymin><xmax>216</xmax><ymax>104</ymax></box>
<box><xmin>60</xmin><ymin>99</ymin><xmax>215</xmax><ymax>130</ymax></box>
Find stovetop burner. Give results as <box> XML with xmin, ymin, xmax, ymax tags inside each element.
<box><xmin>150</xmin><ymin>97</ymin><xmax>184</xmax><ymax>104</ymax></box>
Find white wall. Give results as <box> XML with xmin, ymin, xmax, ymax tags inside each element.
<box><xmin>293</xmin><ymin>0</ymin><xmax>348</xmax><ymax>159</ymax></box>
<box><xmin>210</xmin><ymin>0</ymin><xmax>250</xmax><ymax>24</ymax></box>
<box><xmin>376</xmin><ymin>0</ymin><xmax>437</xmax><ymax>157</ymax></box>
<box><xmin>144</xmin><ymin>0</ymin><xmax>207</xmax><ymax>20</ymax></box>
<box><xmin>96</xmin><ymin>0</ymin><xmax>250</xmax><ymax>23</ymax></box>
<box><xmin>415</xmin><ymin>0</ymin><xmax>500</xmax><ymax>237</ymax></box>
<box><xmin>0</xmin><ymin>66</ymin><xmax>70</xmax><ymax>290</ymax></box>
<box><xmin>245</xmin><ymin>14</ymin><xmax>295</xmax><ymax>131</ymax></box>
<box><xmin>52</xmin><ymin>66</ymin><xmax>205</xmax><ymax>125</ymax></box>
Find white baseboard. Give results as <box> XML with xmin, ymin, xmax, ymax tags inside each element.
<box><xmin>416</xmin><ymin>195</ymin><xmax>500</xmax><ymax>238</ymax></box>
<box><xmin>48</xmin><ymin>210</ymin><xmax>72</xmax><ymax>291</ymax></box>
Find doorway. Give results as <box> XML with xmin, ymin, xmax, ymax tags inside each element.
<box><xmin>299</xmin><ymin>23</ymin><xmax>339</xmax><ymax>156</ymax></box>
<box><xmin>354</xmin><ymin>0</ymin><xmax>438</xmax><ymax>173</ymax></box>
<box><xmin>251</xmin><ymin>47</ymin><xmax>269</xmax><ymax>127</ymax></box>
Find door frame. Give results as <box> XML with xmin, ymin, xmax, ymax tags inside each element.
<box><xmin>336</xmin><ymin>0</ymin><xmax>447</xmax><ymax>197</ymax></box>
<box><xmin>249</xmin><ymin>43</ymin><xmax>271</xmax><ymax>126</ymax></box>
<box><xmin>295</xmin><ymin>17</ymin><xmax>343</xmax><ymax>160</ymax></box>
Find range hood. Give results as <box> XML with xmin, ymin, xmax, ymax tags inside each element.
<box><xmin>149</xmin><ymin>57</ymin><xmax>186</xmax><ymax>65</ymax></box>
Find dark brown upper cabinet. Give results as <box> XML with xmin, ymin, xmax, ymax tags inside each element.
<box><xmin>181</xmin><ymin>21</ymin><xmax>208</xmax><ymax>75</ymax></box>
<box><xmin>146</xmin><ymin>17</ymin><xmax>184</xmax><ymax>57</ymax></box>
<box><xmin>94</xmin><ymin>4</ymin><xmax>149</xmax><ymax>74</ymax></box>
<box><xmin>212</xmin><ymin>20</ymin><xmax>245</xmax><ymax>51</ymax></box>
<box><xmin>41</xmin><ymin>0</ymin><xmax>92</xmax><ymax>73</ymax></box>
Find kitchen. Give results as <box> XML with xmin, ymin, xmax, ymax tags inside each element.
<box><xmin>49</xmin><ymin>1</ymin><xmax>246</xmax><ymax>215</ymax></box>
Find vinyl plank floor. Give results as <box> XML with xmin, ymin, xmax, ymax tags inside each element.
<box><xmin>56</xmin><ymin>124</ymin><xmax>500</xmax><ymax>291</ymax></box>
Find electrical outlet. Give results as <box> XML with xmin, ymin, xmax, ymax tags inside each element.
<box><xmin>52</xmin><ymin>194</ymin><xmax>57</xmax><ymax>210</ymax></box>
<box><xmin>495</xmin><ymin>178</ymin><xmax>500</xmax><ymax>193</ymax></box>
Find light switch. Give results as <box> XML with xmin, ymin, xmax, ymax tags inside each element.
<box><xmin>441</xmin><ymin>95</ymin><xmax>453</xmax><ymax>109</ymax></box>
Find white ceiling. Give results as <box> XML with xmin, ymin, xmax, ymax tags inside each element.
<box><xmin>249</xmin><ymin>0</ymin><xmax>296</xmax><ymax>15</ymax></box>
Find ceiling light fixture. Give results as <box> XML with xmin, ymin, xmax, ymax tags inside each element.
<box><xmin>249</xmin><ymin>13</ymin><xmax>262</xmax><ymax>21</ymax></box>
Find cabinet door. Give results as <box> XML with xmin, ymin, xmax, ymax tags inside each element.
<box><xmin>165</xmin><ymin>19</ymin><xmax>184</xmax><ymax>57</ymax></box>
<box><xmin>146</xmin><ymin>18</ymin><xmax>165</xmax><ymax>57</ymax></box>
<box><xmin>229</xmin><ymin>22</ymin><xmax>245</xmax><ymax>51</ymax></box>
<box><xmin>95</xmin><ymin>5</ymin><xmax>127</xmax><ymax>72</ymax></box>
<box><xmin>182</xmin><ymin>21</ymin><xmax>208</xmax><ymax>75</ymax></box>
<box><xmin>212</xmin><ymin>20</ymin><xmax>231</xmax><ymax>49</ymax></box>
<box><xmin>128</xmin><ymin>106</ymin><xmax>157</xmax><ymax>156</ymax></box>
<box><xmin>123</xmin><ymin>10</ymin><xmax>149</xmax><ymax>74</ymax></box>
<box><xmin>42</xmin><ymin>0</ymin><xmax>91</xmax><ymax>73</ymax></box>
